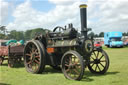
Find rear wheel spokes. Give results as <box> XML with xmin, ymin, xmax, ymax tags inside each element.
<box><xmin>25</xmin><ymin>43</ymin><xmax>41</xmax><ymax>72</ymax></box>
<box><xmin>26</xmin><ymin>53</ymin><xmax>31</xmax><ymax>56</ymax></box>
<box><xmin>34</xmin><ymin>59</ymin><xmax>40</xmax><ymax>64</ymax></box>
<box><xmin>27</xmin><ymin>60</ymin><xmax>32</xmax><ymax>65</ymax></box>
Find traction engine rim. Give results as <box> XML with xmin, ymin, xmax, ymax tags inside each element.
<box><xmin>61</xmin><ymin>50</ymin><xmax>85</xmax><ymax>80</ymax></box>
<box><xmin>24</xmin><ymin>40</ymin><xmax>46</xmax><ymax>74</ymax></box>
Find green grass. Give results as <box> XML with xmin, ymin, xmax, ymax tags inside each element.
<box><xmin>0</xmin><ymin>47</ymin><xmax>128</xmax><ymax>85</ymax></box>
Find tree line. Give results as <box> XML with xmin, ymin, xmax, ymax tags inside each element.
<box><xmin>0</xmin><ymin>25</ymin><xmax>128</xmax><ymax>41</ymax></box>
<box><xmin>0</xmin><ymin>26</ymin><xmax>48</xmax><ymax>41</ymax></box>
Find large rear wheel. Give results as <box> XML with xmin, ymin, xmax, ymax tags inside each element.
<box><xmin>24</xmin><ymin>40</ymin><xmax>46</xmax><ymax>74</ymax></box>
<box><xmin>61</xmin><ymin>51</ymin><xmax>85</xmax><ymax>80</ymax></box>
<box><xmin>88</xmin><ymin>48</ymin><xmax>109</xmax><ymax>74</ymax></box>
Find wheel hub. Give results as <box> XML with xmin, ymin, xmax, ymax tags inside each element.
<box><xmin>69</xmin><ymin>64</ymin><xmax>76</xmax><ymax>69</ymax></box>
<box><xmin>94</xmin><ymin>59</ymin><xmax>100</xmax><ymax>64</ymax></box>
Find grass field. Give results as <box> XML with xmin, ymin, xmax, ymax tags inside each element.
<box><xmin>0</xmin><ymin>47</ymin><xmax>128</xmax><ymax>85</ymax></box>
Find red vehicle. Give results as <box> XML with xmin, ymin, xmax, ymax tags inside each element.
<box><xmin>124</xmin><ymin>40</ymin><xmax>128</xmax><ymax>46</ymax></box>
<box><xmin>94</xmin><ymin>42</ymin><xmax>102</xmax><ymax>48</ymax></box>
<box><xmin>0</xmin><ymin>40</ymin><xmax>24</xmax><ymax>67</ymax></box>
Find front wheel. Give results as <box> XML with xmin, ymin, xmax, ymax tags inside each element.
<box><xmin>88</xmin><ymin>48</ymin><xmax>109</xmax><ymax>74</ymax></box>
<box><xmin>61</xmin><ymin>51</ymin><xmax>85</xmax><ymax>80</ymax></box>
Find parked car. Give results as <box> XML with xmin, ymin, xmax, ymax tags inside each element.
<box><xmin>124</xmin><ymin>40</ymin><xmax>128</xmax><ymax>46</ymax></box>
<box><xmin>94</xmin><ymin>42</ymin><xmax>102</xmax><ymax>48</ymax></box>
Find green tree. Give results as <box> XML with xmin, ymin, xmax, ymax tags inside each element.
<box><xmin>0</xmin><ymin>26</ymin><xmax>8</xmax><ymax>39</ymax></box>
<box><xmin>123</xmin><ymin>32</ymin><xmax>128</xmax><ymax>36</ymax></box>
<box><xmin>24</xmin><ymin>30</ymin><xmax>32</xmax><ymax>40</ymax></box>
<box><xmin>30</xmin><ymin>28</ymin><xmax>46</xmax><ymax>39</ymax></box>
<box><xmin>8</xmin><ymin>30</ymin><xmax>17</xmax><ymax>39</ymax></box>
<box><xmin>99</xmin><ymin>32</ymin><xmax>104</xmax><ymax>37</ymax></box>
<box><xmin>88</xmin><ymin>32</ymin><xmax>95</xmax><ymax>37</ymax></box>
<box><xmin>94</xmin><ymin>34</ymin><xmax>99</xmax><ymax>37</ymax></box>
<box><xmin>24</xmin><ymin>28</ymin><xmax>46</xmax><ymax>40</ymax></box>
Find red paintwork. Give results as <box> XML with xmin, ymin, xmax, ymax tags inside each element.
<box><xmin>94</xmin><ymin>42</ymin><xmax>102</xmax><ymax>48</ymax></box>
<box><xmin>0</xmin><ymin>46</ymin><xmax>8</xmax><ymax>56</ymax></box>
<box><xmin>94</xmin><ymin>43</ymin><xmax>101</xmax><ymax>47</ymax></box>
<box><xmin>0</xmin><ymin>45</ymin><xmax>24</xmax><ymax>56</ymax></box>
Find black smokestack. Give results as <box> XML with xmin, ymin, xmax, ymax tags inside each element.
<box><xmin>79</xmin><ymin>4</ymin><xmax>87</xmax><ymax>38</ymax></box>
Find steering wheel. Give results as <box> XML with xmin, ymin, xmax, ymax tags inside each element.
<box><xmin>53</xmin><ymin>26</ymin><xmax>65</xmax><ymax>32</ymax></box>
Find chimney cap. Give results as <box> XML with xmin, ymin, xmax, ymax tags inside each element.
<box><xmin>79</xmin><ymin>4</ymin><xmax>87</xmax><ymax>8</ymax></box>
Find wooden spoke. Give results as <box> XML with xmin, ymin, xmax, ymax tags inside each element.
<box><xmin>34</xmin><ymin>49</ymin><xmax>38</xmax><ymax>52</ymax></box>
<box><xmin>73</xmin><ymin>69</ymin><xmax>80</xmax><ymax>75</ymax></box>
<box><xmin>32</xmin><ymin>48</ymin><xmax>35</xmax><ymax>53</ymax></box>
<box><xmin>35</xmin><ymin>49</ymin><xmax>39</xmax><ymax>55</ymax></box>
<box><xmin>74</xmin><ymin>60</ymin><xmax>79</xmax><ymax>65</ymax></box>
<box><xmin>28</xmin><ymin>45</ymin><xmax>32</xmax><ymax>50</ymax></box>
<box><xmin>97</xmin><ymin>64</ymin><xmax>101</xmax><ymax>72</ymax></box>
<box><xmin>99</xmin><ymin>55</ymin><xmax>104</xmax><ymax>60</ymax></box>
<box><xmin>89</xmin><ymin>61</ymin><xmax>95</xmax><ymax>64</ymax></box>
<box><xmin>27</xmin><ymin>60</ymin><xmax>32</xmax><ymax>65</ymax></box>
<box><xmin>73</xmin><ymin>57</ymin><xmax>76</xmax><ymax>62</ymax></box>
<box><xmin>95</xmin><ymin>64</ymin><xmax>98</xmax><ymax>71</ymax></box>
<box><xmin>75</xmin><ymin>64</ymin><xmax>81</xmax><ymax>69</ymax></box>
<box><xmin>35</xmin><ymin>56</ymin><xmax>40</xmax><ymax>58</ymax></box>
<box><xmin>66</xmin><ymin>69</ymin><xmax>70</xmax><ymax>72</ymax></box>
<box><xmin>26</xmin><ymin>53</ymin><xmax>31</xmax><ymax>56</ymax></box>
<box><xmin>65</xmin><ymin>64</ymin><xmax>69</xmax><ymax>67</ymax></box>
<box><xmin>90</xmin><ymin>56</ymin><xmax>95</xmax><ymax>60</ymax></box>
<box><xmin>69</xmin><ymin>70</ymin><xmax>72</xmax><ymax>76</ymax></box>
<box><xmin>100</xmin><ymin>60</ymin><xmax>106</xmax><ymax>62</ymax></box>
<box><xmin>93</xmin><ymin>52</ymin><xmax>97</xmax><ymax>59</ymax></box>
<box><xmin>99</xmin><ymin>63</ymin><xmax>105</xmax><ymax>68</ymax></box>
<box><xmin>69</xmin><ymin>56</ymin><xmax>72</xmax><ymax>64</ymax></box>
<box><xmin>34</xmin><ymin>60</ymin><xmax>40</xmax><ymax>64</ymax></box>
<box><xmin>34</xmin><ymin>63</ymin><xmax>38</xmax><ymax>70</ymax></box>
<box><xmin>96</xmin><ymin>51</ymin><xmax>99</xmax><ymax>58</ymax></box>
<box><xmin>91</xmin><ymin>63</ymin><xmax>95</xmax><ymax>68</ymax></box>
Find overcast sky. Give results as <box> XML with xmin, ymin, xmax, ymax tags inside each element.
<box><xmin>0</xmin><ymin>0</ymin><xmax>128</xmax><ymax>33</ymax></box>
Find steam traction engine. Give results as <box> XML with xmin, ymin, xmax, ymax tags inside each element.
<box><xmin>24</xmin><ymin>4</ymin><xmax>109</xmax><ymax>80</ymax></box>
